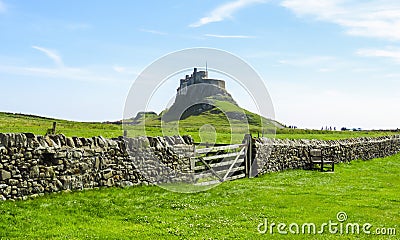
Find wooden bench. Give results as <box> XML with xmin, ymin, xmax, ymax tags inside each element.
<box><xmin>310</xmin><ymin>149</ymin><xmax>334</xmax><ymax>172</ymax></box>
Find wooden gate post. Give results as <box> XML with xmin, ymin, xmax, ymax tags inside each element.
<box><xmin>52</xmin><ymin>122</ymin><xmax>57</xmax><ymax>134</ymax></box>
<box><xmin>243</xmin><ymin>134</ymin><xmax>253</xmax><ymax>178</ymax></box>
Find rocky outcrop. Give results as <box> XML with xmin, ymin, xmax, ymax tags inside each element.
<box><xmin>162</xmin><ymin>83</ymin><xmax>238</xmax><ymax>121</ymax></box>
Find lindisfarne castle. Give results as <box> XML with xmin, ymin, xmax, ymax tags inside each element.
<box><xmin>177</xmin><ymin>68</ymin><xmax>226</xmax><ymax>95</ymax></box>
<box><xmin>162</xmin><ymin>67</ymin><xmax>236</xmax><ymax>121</ymax></box>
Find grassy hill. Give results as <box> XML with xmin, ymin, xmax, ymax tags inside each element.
<box><xmin>127</xmin><ymin>98</ymin><xmax>286</xmax><ymax>143</ymax></box>
<box><xmin>0</xmin><ymin>153</ymin><xmax>399</xmax><ymax>239</ymax></box>
<box><xmin>0</xmin><ymin>111</ymin><xmax>396</xmax><ymax>142</ymax></box>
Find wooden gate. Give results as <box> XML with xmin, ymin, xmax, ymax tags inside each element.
<box><xmin>190</xmin><ymin>136</ymin><xmax>252</xmax><ymax>185</ymax></box>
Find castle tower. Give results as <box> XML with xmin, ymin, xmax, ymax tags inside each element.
<box><xmin>177</xmin><ymin>67</ymin><xmax>226</xmax><ymax>95</ymax></box>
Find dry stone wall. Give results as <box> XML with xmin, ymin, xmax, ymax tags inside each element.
<box><xmin>252</xmin><ymin>135</ymin><xmax>400</xmax><ymax>175</ymax></box>
<box><xmin>1</xmin><ymin>132</ymin><xmax>399</xmax><ymax>200</ymax></box>
<box><xmin>0</xmin><ymin>133</ymin><xmax>193</xmax><ymax>200</ymax></box>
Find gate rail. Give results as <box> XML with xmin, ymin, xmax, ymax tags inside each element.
<box><xmin>191</xmin><ymin>135</ymin><xmax>252</xmax><ymax>185</ymax></box>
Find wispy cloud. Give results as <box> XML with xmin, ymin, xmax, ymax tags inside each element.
<box><xmin>0</xmin><ymin>0</ymin><xmax>7</xmax><ymax>13</ymax></box>
<box><xmin>356</xmin><ymin>47</ymin><xmax>400</xmax><ymax>63</ymax></box>
<box><xmin>32</xmin><ymin>46</ymin><xmax>64</xmax><ymax>67</ymax></box>
<box><xmin>189</xmin><ymin>0</ymin><xmax>266</xmax><ymax>27</ymax></box>
<box><xmin>277</xmin><ymin>56</ymin><xmax>336</xmax><ymax>66</ymax></box>
<box><xmin>112</xmin><ymin>65</ymin><xmax>139</xmax><ymax>75</ymax></box>
<box><xmin>0</xmin><ymin>46</ymin><xmax>134</xmax><ymax>83</ymax></box>
<box><xmin>204</xmin><ymin>33</ymin><xmax>255</xmax><ymax>39</ymax></box>
<box><xmin>281</xmin><ymin>0</ymin><xmax>400</xmax><ymax>41</ymax></box>
<box><xmin>273</xmin><ymin>55</ymin><xmax>343</xmax><ymax>72</ymax></box>
<box><xmin>113</xmin><ymin>65</ymin><xmax>126</xmax><ymax>73</ymax></box>
<box><xmin>139</xmin><ymin>28</ymin><xmax>167</xmax><ymax>35</ymax></box>
<box><xmin>0</xmin><ymin>64</ymin><xmax>133</xmax><ymax>83</ymax></box>
<box><xmin>383</xmin><ymin>73</ymin><xmax>400</xmax><ymax>79</ymax></box>
<box><xmin>318</xmin><ymin>68</ymin><xmax>334</xmax><ymax>72</ymax></box>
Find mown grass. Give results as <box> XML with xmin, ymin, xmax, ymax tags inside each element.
<box><xmin>0</xmin><ymin>154</ymin><xmax>399</xmax><ymax>239</ymax></box>
<box><xmin>0</xmin><ymin>112</ymin><xmax>396</xmax><ymax>143</ymax></box>
<box><xmin>0</xmin><ymin>155</ymin><xmax>400</xmax><ymax>239</ymax></box>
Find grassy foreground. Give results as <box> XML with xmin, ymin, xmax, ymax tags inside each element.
<box><xmin>0</xmin><ymin>154</ymin><xmax>399</xmax><ymax>239</ymax></box>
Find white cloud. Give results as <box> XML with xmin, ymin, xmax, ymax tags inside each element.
<box><xmin>32</xmin><ymin>46</ymin><xmax>64</xmax><ymax>67</ymax></box>
<box><xmin>384</xmin><ymin>73</ymin><xmax>400</xmax><ymax>78</ymax></box>
<box><xmin>276</xmin><ymin>56</ymin><xmax>336</xmax><ymax>66</ymax></box>
<box><xmin>281</xmin><ymin>0</ymin><xmax>400</xmax><ymax>41</ymax></box>
<box><xmin>113</xmin><ymin>65</ymin><xmax>126</xmax><ymax>73</ymax></box>
<box><xmin>356</xmin><ymin>47</ymin><xmax>400</xmax><ymax>63</ymax></box>
<box><xmin>189</xmin><ymin>0</ymin><xmax>266</xmax><ymax>27</ymax></box>
<box><xmin>112</xmin><ymin>65</ymin><xmax>139</xmax><ymax>75</ymax></box>
<box><xmin>204</xmin><ymin>33</ymin><xmax>255</xmax><ymax>39</ymax></box>
<box><xmin>0</xmin><ymin>47</ymin><xmax>134</xmax><ymax>83</ymax></box>
<box><xmin>0</xmin><ymin>64</ymin><xmax>133</xmax><ymax>83</ymax></box>
<box><xmin>139</xmin><ymin>28</ymin><xmax>167</xmax><ymax>35</ymax></box>
<box><xmin>281</xmin><ymin>0</ymin><xmax>343</xmax><ymax>18</ymax></box>
<box><xmin>318</xmin><ymin>68</ymin><xmax>334</xmax><ymax>72</ymax></box>
<box><xmin>0</xmin><ymin>0</ymin><xmax>6</xmax><ymax>13</ymax></box>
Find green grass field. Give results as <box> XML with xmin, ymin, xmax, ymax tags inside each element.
<box><xmin>0</xmin><ymin>112</ymin><xmax>123</xmax><ymax>138</ymax></box>
<box><xmin>0</xmin><ymin>112</ymin><xmax>396</xmax><ymax>143</ymax></box>
<box><xmin>0</xmin><ymin>154</ymin><xmax>398</xmax><ymax>239</ymax></box>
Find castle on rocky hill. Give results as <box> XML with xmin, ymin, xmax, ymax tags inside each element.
<box><xmin>177</xmin><ymin>68</ymin><xmax>225</xmax><ymax>95</ymax></box>
<box><xmin>162</xmin><ymin>67</ymin><xmax>235</xmax><ymax>121</ymax></box>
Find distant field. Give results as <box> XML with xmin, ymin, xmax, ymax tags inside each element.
<box><xmin>0</xmin><ymin>153</ymin><xmax>399</xmax><ymax>239</ymax></box>
<box><xmin>0</xmin><ymin>112</ymin><xmax>123</xmax><ymax>138</ymax></box>
<box><xmin>274</xmin><ymin>128</ymin><xmax>398</xmax><ymax>140</ymax></box>
<box><xmin>0</xmin><ymin>112</ymin><xmax>397</xmax><ymax>142</ymax></box>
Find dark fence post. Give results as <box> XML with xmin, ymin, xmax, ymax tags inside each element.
<box><xmin>52</xmin><ymin>122</ymin><xmax>57</xmax><ymax>134</ymax></box>
<box><xmin>244</xmin><ymin>133</ymin><xmax>253</xmax><ymax>178</ymax></box>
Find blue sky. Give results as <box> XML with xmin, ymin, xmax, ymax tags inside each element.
<box><xmin>0</xmin><ymin>0</ymin><xmax>399</xmax><ymax>129</ymax></box>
